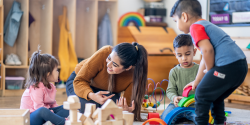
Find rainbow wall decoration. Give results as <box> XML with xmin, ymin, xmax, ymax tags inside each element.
<box><xmin>118</xmin><ymin>12</ymin><xmax>146</xmax><ymax>27</ymax></box>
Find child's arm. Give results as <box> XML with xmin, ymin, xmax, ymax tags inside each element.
<box><xmin>166</xmin><ymin>69</ymin><xmax>178</xmax><ymax>103</ymax></box>
<box><xmin>198</xmin><ymin>39</ymin><xmax>215</xmax><ymax>71</ymax></box>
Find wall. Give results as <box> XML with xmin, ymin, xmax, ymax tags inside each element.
<box><xmin>118</xmin><ymin>0</ymin><xmax>143</xmax><ymax>18</ymax></box>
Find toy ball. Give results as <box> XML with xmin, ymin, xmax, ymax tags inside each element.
<box><xmin>148</xmin><ymin>102</ymin><xmax>154</xmax><ymax>107</ymax></box>
<box><xmin>142</xmin><ymin>102</ymin><xmax>149</xmax><ymax>108</ymax></box>
<box><xmin>143</xmin><ymin>99</ymin><xmax>147</xmax><ymax>103</ymax></box>
<box><xmin>144</xmin><ymin>95</ymin><xmax>148</xmax><ymax>99</ymax></box>
<box><xmin>157</xmin><ymin>101</ymin><xmax>161</xmax><ymax>106</ymax></box>
<box><xmin>152</xmin><ymin>104</ymin><xmax>157</xmax><ymax>108</ymax></box>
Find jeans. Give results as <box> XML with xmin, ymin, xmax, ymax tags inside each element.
<box><xmin>161</xmin><ymin>103</ymin><xmax>197</xmax><ymax>124</ymax></box>
<box><xmin>30</xmin><ymin>105</ymin><xmax>69</xmax><ymax>125</ymax></box>
<box><xmin>66</xmin><ymin>71</ymin><xmax>121</xmax><ymax>113</ymax></box>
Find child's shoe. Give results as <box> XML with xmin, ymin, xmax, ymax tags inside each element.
<box><xmin>11</xmin><ymin>54</ymin><xmax>21</xmax><ymax>65</ymax></box>
<box><xmin>5</xmin><ymin>54</ymin><xmax>15</xmax><ymax>65</ymax></box>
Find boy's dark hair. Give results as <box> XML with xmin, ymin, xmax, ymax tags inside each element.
<box><xmin>25</xmin><ymin>49</ymin><xmax>59</xmax><ymax>89</ymax></box>
<box><xmin>173</xmin><ymin>34</ymin><xmax>193</xmax><ymax>49</ymax></box>
<box><xmin>170</xmin><ymin>0</ymin><xmax>202</xmax><ymax>18</ymax></box>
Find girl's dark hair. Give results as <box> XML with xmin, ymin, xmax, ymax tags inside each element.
<box><xmin>25</xmin><ymin>49</ymin><xmax>59</xmax><ymax>89</ymax></box>
<box><xmin>109</xmin><ymin>42</ymin><xmax>148</xmax><ymax>121</ymax></box>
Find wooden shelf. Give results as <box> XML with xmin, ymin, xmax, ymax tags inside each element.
<box><xmin>3</xmin><ymin>88</ymin><xmax>66</xmax><ymax>97</ymax></box>
<box><xmin>0</xmin><ymin>0</ymin><xmax>118</xmax><ymax>96</ymax></box>
<box><xmin>4</xmin><ymin>65</ymin><xmax>29</xmax><ymax>69</ymax></box>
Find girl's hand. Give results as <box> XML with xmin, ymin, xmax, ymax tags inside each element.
<box><xmin>173</xmin><ymin>96</ymin><xmax>183</xmax><ymax>107</ymax></box>
<box><xmin>183</xmin><ymin>80</ymin><xmax>199</xmax><ymax>91</ymax></box>
<box><xmin>116</xmin><ymin>97</ymin><xmax>135</xmax><ymax>112</ymax></box>
<box><xmin>89</xmin><ymin>91</ymin><xmax>115</xmax><ymax>105</ymax></box>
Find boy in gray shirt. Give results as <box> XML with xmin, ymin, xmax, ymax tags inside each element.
<box><xmin>161</xmin><ymin>34</ymin><xmax>199</xmax><ymax>124</ymax></box>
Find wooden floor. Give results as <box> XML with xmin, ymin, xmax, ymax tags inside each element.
<box><xmin>0</xmin><ymin>93</ymin><xmax>250</xmax><ymax>110</ymax></box>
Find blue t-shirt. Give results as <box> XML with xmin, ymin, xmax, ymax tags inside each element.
<box><xmin>190</xmin><ymin>20</ymin><xmax>245</xmax><ymax>66</ymax></box>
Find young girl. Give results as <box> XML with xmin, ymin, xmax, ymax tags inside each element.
<box><xmin>20</xmin><ymin>50</ymin><xmax>69</xmax><ymax>125</ymax></box>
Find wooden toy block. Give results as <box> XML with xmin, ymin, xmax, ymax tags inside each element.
<box><xmin>84</xmin><ymin>103</ymin><xmax>96</xmax><ymax>118</ymax></box>
<box><xmin>64</xmin><ymin>102</ymin><xmax>81</xmax><ymax>110</ymax></box>
<box><xmin>68</xmin><ymin>95</ymin><xmax>80</xmax><ymax>103</ymax></box>
<box><xmin>101</xmin><ymin>99</ymin><xmax>118</xmax><ymax>109</ymax></box>
<box><xmin>65</xmin><ymin>120</ymin><xmax>82</xmax><ymax>125</ymax></box>
<box><xmin>79</xmin><ymin>114</ymin><xmax>86</xmax><ymax>123</ymax></box>
<box><xmin>98</xmin><ymin>108</ymin><xmax>123</xmax><ymax>122</ymax></box>
<box><xmin>0</xmin><ymin>109</ymin><xmax>30</xmax><ymax>125</ymax></box>
<box><xmin>94</xmin><ymin>120</ymin><xmax>99</xmax><ymax>125</ymax></box>
<box><xmin>98</xmin><ymin>120</ymin><xmax>124</xmax><ymax>125</ymax></box>
<box><xmin>123</xmin><ymin>112</ymin><xmax>134</xmax><ymax>125</ymax></box>
<box><xmin>92</xmin><ymin>108</ymin><xmax>101</xmax><ymax>119</ymax></box>
<box><xmin>64</xmin><ymin>95</ymin><xmax>82</xmax><ymax>125</ymax></box>
<box><xmin>83</xmin><ymin>117</ymin><xmax>95</xmax><ymax>125</ymax></box>
<box><xmin>70</xmin><ymin>110</ymin><xmax>78</xmax><ymax>122</ymax></box>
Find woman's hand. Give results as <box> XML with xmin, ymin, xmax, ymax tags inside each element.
<box><xmin>173</xmin><ymin>96</ymin><xmax>183</xmax><ymax>107</ymax></box>
<box><xmin>116</xmin><ymin>97</ymin><xmax>135</xmax><ymax>112</ymax></box>
<box><xmin>183</xmin><ymin>80</ymin><xmax>199</xmax><ymax>91</ymax></box>
<box><xmin>88</xmin><ymin>91</ymin><xmax>115</xmax><ymax>105</ymax></box>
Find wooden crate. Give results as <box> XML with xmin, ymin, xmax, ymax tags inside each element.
<box><xmin>0</xmin><ymin>109</ymin><xmax>30</xmax><ymax>125</ymax></box>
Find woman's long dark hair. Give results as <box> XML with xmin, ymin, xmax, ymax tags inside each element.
<box><xmin>109</xmin><ymin>42</ymin><xmax>148</xmax><ymax>121</ymax></box>
<box><xmin>25</xmin><ymin>49</ymin><xmax>59</xmax><ymax>89</ymax></box>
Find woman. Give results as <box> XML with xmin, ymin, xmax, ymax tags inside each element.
<box><xmin>66</xmin><ymin>42</ymin><xmax>148</xmax><ymax>121</ymax></box>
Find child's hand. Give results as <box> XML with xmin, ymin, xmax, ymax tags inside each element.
<box><xmin>88</xmin><ymin>91</ymin><xmax>115</xmax><ymax>105</ymax></box>
<box><xmin>173</xmin><ymin>96</ymin><xmax>183</xmax><ymax>107</ymax></box>
<box><xmin>183</xmin><ymin>81</ymin><xmax>198</xmax><ymax>91</ymax></box>
<box><xmin>50</xmin><ymin>110</ymin><xmax>54</xmax><ymax>113</ymax></box>
<box><xmin>116</xmin><ymin>97</ymin><xmax>135</xmax><ymax>112</ymax></box>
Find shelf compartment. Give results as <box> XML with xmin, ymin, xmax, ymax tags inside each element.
<box><xmin>29</xmin><ymin>0</ymin><xmax>53</xmax><ymax>58</ymax></box>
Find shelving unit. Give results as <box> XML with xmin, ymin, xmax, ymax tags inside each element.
<box><xmin>0</xmin><ymin>0</ymin><xmax>118</xmax><ymax>96</ymax></box>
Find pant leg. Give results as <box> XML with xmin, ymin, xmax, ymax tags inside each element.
<box><xmin>30</xmin><ymin>107</ymin><xmax>65</xmax><ymax>125</ymax></box>
<box><xmin>66</xmin><ymin>71</ymin><xmax>77</xmax><ymax>96</ymax></box>
<box><xmin>195</xmin><ymin>59</ymin><xmax>248</xmax><ymax>125</ymax></box>
<box><xmin>50</xmin><ymin>105</ymin><xmax>69</xmax><ymax>118</ymax></box>
<box><xmin>160</xmin><ymin>103</ymin><xmax>176</xmax><ymax>120</ymax></box>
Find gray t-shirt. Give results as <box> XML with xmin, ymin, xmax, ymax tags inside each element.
<box><xmin>166</xmin><ymin>63</ymin><xmax>199</xmax><ymax>107</ymax></box>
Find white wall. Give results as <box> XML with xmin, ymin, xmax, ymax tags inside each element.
<box><xmin>118</xmin><ymin>0</ymin><xmax>143</xmax><ymax>18</ymax></box>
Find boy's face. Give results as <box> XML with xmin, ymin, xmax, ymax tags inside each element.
<box><xmin>173</xmin><ymin>13</ymin><xmax>190</xmax><ymax>34</ymax></box>
<box><xmin>174</xmin><ymin>46</ymin><xmax>197</xmax><ymax>68</ymax></box>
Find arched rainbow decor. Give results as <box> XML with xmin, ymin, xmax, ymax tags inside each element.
<box><xmin>178</xmin><ymin>94</ymin><xmax>195</xmax><ymax>107</ymax></box>
<box><xmin>118</xmin><ymin>12</ymin><xmax>146</xmax><ymax>27</ymax></box>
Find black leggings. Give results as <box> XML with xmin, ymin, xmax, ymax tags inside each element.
<box><xmin>65</xmin><ymin>71</ymin><xmax>121</xmax><ymax>113</ymax></box>
<box><xmin>195</xmin><ymin>59</ymin><xmax>248</xmax><ymax>125</ymax></box>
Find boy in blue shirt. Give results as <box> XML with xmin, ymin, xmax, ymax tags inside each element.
<box><xmin>170</xmin><ymin>0</ymin><xmax>247</xmax><ymax>124</ymax></box>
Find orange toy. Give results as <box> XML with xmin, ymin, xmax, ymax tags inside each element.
<box><xmin>143</xmin><ymin>118</ymin><xmax>167</xmax><ymax>125</ymax></box>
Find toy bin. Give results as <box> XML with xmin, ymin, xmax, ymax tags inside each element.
<box><xmin>5</xmin><ymin>76</ymin><xmax>25</xmax><ymax>90</ymax></box>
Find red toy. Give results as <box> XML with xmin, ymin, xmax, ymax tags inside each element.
<box><xmin>148</xmin><ymin>113</ymin><xmax>160</xmax><ymax>125</ymax></box>
<box><xmin>182</xmin><ymin>86</ymin><xmax>192</xmax><ymax>97</ymax></box>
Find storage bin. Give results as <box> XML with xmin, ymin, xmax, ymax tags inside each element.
<box><xmin>5</xmin><ymin>76</ymin><xmax>25</xmax><ymax>90</ymax></box>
